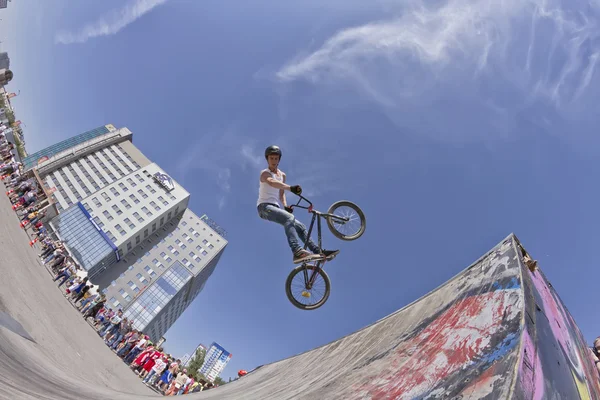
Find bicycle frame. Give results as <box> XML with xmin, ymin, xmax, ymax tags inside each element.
<box><xmin>291</xmin><ymin>194</ymin><xmax>349</xmax><ymax>289</ymax></box>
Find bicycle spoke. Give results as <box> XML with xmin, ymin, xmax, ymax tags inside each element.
<box><xmin>332</xmin><ymin>206</ymin><xmax>362</xmax><ymax>236</ymax></box>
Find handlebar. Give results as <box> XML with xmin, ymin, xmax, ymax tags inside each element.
<box><xmin>290</xmin><ymin>193</ymin><xmax>313</xmax><ymax>212</ymax></box>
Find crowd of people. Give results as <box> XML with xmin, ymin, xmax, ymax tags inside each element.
<box><xmin>1</xmin><ymin>125</ymin><xmax>218</xmax><ymax>395</ymax></box>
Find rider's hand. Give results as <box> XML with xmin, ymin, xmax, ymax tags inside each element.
<box><xmin>290</xmin><ymin>185</ymin><xmax>302</xmax><ymax>195</ymax></box>
<box><xmin>284</xmin><ymin>206</ymin><xmax>294</xmax><ymax>214</ymax></box>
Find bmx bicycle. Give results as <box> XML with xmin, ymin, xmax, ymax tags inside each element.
<box><xmin>285</xmin><ymin>194</ymin><xmax>366</xmax><ymax>310</ymax></box>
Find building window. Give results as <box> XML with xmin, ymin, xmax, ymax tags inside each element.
<box><xmin>129</xmin><ymin>194</ymin><xmax>140</xmax><ymax>204</ymax></box>
<box><xmin>152</xmin><ymin>223</ymin><xmax>157</xmax><ymax>232</ymax></box>
<box><xmin>106</xmin><ymin>230</ymin><xmax>116</xmax><ymax>242</ymax></box>
<box><xmin>133</xmin><ymin>212</ymin><xmax>144</xmax><ymax>223</ymax></box>
<box><xmin>115</xmin><ymin>224</ymin><xmax>126</xmax><ymax>236</ymax></box>
<box><xmin>112</xmin><ymin>205</ymin><xmax>122</xmax><ymax>215</ymax></box>
<box><xmin>145</xmin><ymin>184</ymin><xmax>156</xmax><ymax>194</ymax></box>
<box><xmin>124</xmin><ymin>217</ymin><xmax>135</xmax><ymax>229</ymax></box>
<box><xmin>101</xmin><ymin>192</ymin><xmax>111</xmax><ymax>202</ymax></box>
<box><xmin>167</xmin><ymin>211</ymin><xmax>172</xmax><ymax>220</ymax></box>
<box><xmin>118</xmin><ymin>182</ymin><xmax>128</xmax><ymax>192</ymax></box>
<box><xmin>142</xmin><ymin>206</ymin><xmax>152</xmax><ymax>217</ymax></box>
<box><xmin>165</xmin><ymin>256</ymin><xmax>172</xmax><ymax>263</ymax></box>
<box><xmin>128</xmin><ymin>281</ymin><xmax>139</xmax><ymax>293</ymax></box>
<box><xmin>135</xmin><ymin>235</ymin><xmax>140</xmax><ymax>244</ymax></box>
<box><xmin>158</xmin><ymin>196</ymin><xmax>168</xmax><ymax>206</ymax></box>
<box><xmin>120</xmin><ymin>199</ymin><xmax>131</xmax><ymax>209</ymax></box>
<box><xmin>135</xmin><ymin>173</ymin><xmax>144</xmax><ymax>183</ymax></box>
<box><xmin>127</xmin><ymin>242</ymin><xmax>132</xmax><ymax>251</ymax></box>
<box><xmin>182</xmin><ymin>221</ymin><xmax>187</xmax><ymax>226</ymax></box>
<box><xmin>102</xmin><ymin>210</ymin><xmax>113</xmax><ymax>221</ymax></box>
<box><xmin>137</xmin><ymin>188</ymin><xmax>148</xmax><ymax>199</ymax></box>
<box><xmin>82</xmin><ymin>202</ymin><xmax>91</xmax><ymax>213</ymax></box>
<box><xmin>92</xmin><ymin>216</ymin><xmax>104</xmax><ymax>228</ymax></box>
<box><xmin>175</xmin><ymin>239</ymin><xmax>182</xmax><ymax>246</ymax></box>
<box><xmin>92</xmin><ymin>197</ymin><xmax>102</xmax><ymax>207</ymax></box>
<box><xmin>110</xmin><ymin>187</ymin><xmax>120</xmax><ymax>197</ymax></box>
<box><xmin>150</xmin><ymin>201</ymin><xmax>160</xmax><ymax>211</ymax></box>
<box><xmin>126</xmin><ymin>177</ymin><xmax>137</xmax><ymax>187</ymax></box>
<box><xmin>144</xmin><ymin>229</ymin><xmax>149</xmax><ymax>238</ymax></box>
<box><xmin>160</xmin><ymin>216</ymin><xmax>164</xmax><ymax>226</ymax></box>
<box><xmin>110</xmin><ymin>297</ymin><xmax>119</xmax><ymax>307</ymax></box>
<box><xmin>161</xmin><ymin>252</ymin><xmax>167</xmax><ymax>259</ymax></box>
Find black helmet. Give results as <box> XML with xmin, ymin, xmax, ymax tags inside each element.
<box><xmin>265</xmin><ymin>145</ymin><xmax>282</xmax><ymax>160</ymax></box>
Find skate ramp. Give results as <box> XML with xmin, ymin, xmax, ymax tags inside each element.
<box><xmin>204</xmin><ymin>235</ymin><xmax>597</xmax><ymax>399</ymax></box>
<box><xmin>1</xmin><ymin>184</ymin><xmax>599</xmax><ymax>400</ymax></box>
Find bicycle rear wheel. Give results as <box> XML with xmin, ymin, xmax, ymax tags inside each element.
<box><xmin>285</xmin><ymin>264</ymin><xmax>331</xmax><ymax>310</ymax></box>
<box><xmin>326</xmin><ymin>200</ymin><xmax>366</xmax><ymax>241</ymax></box>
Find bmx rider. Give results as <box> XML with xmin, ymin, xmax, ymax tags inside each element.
<box><xmin>257</xmin><ymin>145</ymin><xmax>339</xmax><ymax>264</ymax></box>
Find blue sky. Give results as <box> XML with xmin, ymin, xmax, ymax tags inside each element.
<box><xmin>2</xmin><ymin>0</ymin><xmax>600</xmax><ymax>381</ymax></box>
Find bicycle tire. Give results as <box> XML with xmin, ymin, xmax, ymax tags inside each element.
<box><xmin>285</xmin><ymin>264</ymin><xmax>331</xmax><ymax>310</ymax></box>
<box><xmin>326</xmin><ymin>200</ymin><xmax>366</xmax><ymax>241</ymax></box>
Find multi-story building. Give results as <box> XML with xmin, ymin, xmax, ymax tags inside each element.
<box><xmin>0</xmin><ymin>53</ymin><xmax>9</xmax><ymax>70</ymax></box>
<box><xmin>0</xmin><ymin>69</ymin><xmax>13</xmax><ymax>86</ymax></box>
<box><xmin>180</xmin><ymin>353</ymin><xmax>192</xmax><ymax>366</ymax></box>
<box><xmin>96</xmin><ymin>208</ymin><xmax>227</xmax><ymax>341</ymax></box>
<box><xmin>199</xmin><ymin>342</ymin><xmax>232</xmax><ymax>382</ymax></box>
<box><xmin>27</xmin><ymin>124</ymin><xmax>228</xmax><ymax>341</ymax></box>
<box><xmin>0</xmin><ymin>0</ymin><xmax>9</xmax><ymax>10</ymax></box>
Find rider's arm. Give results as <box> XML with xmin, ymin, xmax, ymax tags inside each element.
<box><xmin>260</xmin><ymin>170</ymin><xmax>291</xmax><ymax>191</ymax></box>
<box><xmin>280</xmin><ymin>172</ymin><xmax>287</xmax><ymax>207</ymax></box>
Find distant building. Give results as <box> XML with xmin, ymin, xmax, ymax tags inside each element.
<box><xmin>0</xmin><ymin>53</ymin><xmax>9</xmax><ymax>70</ymax></box>
<box><xmin>199</xmin><ymin>342</ymin><xmax>231</xmax><ymax>382</ymax></box>
<box><xmin>180</xmin><ymin>353</ymin><xmax>192</xmax><ymax>366</ymax></box>
<box><xmin>0</xmin><ymin>69</ymin><xmax>13</xmax><ymax>86</ymax></box>
<box><xmin>0</xmin><ymin>0</ymin><xmax>9</xmax><ymax>10</ymax></box>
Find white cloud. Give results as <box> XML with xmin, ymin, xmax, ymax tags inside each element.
<box><xmin>55</xmin><ymin>0</ymin><xmax>169</xmax><ymax>45</ymax></box>
<box><xmin>175</xmin><ymin>128</ymin><xmax>267</xmax><ymax>209</ymax></box>
<box><xmin>276</xmin><ymin>0</ymin><xmax>600</xmax><ymax>140</ymax></box>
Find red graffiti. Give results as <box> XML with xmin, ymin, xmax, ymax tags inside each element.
<box><xmin>354</xmin><ymin>290</ymin><xmax>518</xmax><ymax>399</ymax></box>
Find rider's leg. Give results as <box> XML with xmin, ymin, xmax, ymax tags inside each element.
<box><xmin>292</xmin><ymin>219</ymin><xmax>320</xmax><ymax>253</ymax></box>
<box><xmin>258</xmin><ymin>204</ymin><xmax>317</xmax><ymax>262</ymax></box>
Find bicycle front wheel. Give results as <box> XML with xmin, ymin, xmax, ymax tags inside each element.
<box><xmin>326</xmin><ymin>200</ymin><xmax>366</xmax><ymax>241</ymax></box>
<box><xmin>285</xmin><ymin>264</ymin><xmax>331</xmax><ymax>310</ymax></box>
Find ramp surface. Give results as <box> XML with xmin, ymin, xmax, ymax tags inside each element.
<box><xmin>0</xmin><ymin>187</ymin><xmax>598</xmax><ymax>399</ymax></box>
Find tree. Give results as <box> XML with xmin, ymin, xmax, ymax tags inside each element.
<box><xmin>214</xmin><ymin>376</ymin><xmax>226</xmax><ymax>386</ymax></box>
<box><xmin>186</xmin><ymin>348</ymin><xmax>206</xmax><ymax>376</ymax></box>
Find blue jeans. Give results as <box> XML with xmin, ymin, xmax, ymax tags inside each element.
<box><xmin>257</xmin><ymin>203</ymin><xmax>319</xmax><ymax>254</ymax></box>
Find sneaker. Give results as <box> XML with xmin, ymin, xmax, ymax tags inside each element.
<box><xmin>321</xmin><ymin>249</ymin><xmax>340</xmax><ymax>260</ymax></box>
<box><xmin>293</xmin><ymin>249</ymin><xmax>318</xmax><ymax>264</ymax></box>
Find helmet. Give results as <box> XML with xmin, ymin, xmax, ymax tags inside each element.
<box><xmin>264</xmin><ymin>145</ymin><xmax>282</xmax><ymax>160</ymax></box>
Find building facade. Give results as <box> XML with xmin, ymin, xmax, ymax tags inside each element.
<box><xmin>0</xmin><ymin>53</ymin><xmax>9</xmax><ymax>70</ymax></box>
<box><xmin>30</xmin><ymin>124</ymin><xmax>228</xmax><ymax>341</ymax></box>
<box><xmin>200</xmin><ymin>342</ymin><xmax>232</xmax><ymax>382</ymax></box>
<box><xmin>98</xmin><ymin>208</ymin><xmax>227</xmax><ymax>341</ymax></box>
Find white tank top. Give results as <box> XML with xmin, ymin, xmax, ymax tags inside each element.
<box><xmin>257</xmin><ymin>168</ymin><xmax>283</xmax><ymax>207</ymax></box>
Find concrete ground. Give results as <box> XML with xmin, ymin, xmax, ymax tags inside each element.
<box><xmin>0</xmin><ymin>192</ymin><xmax>158</xmax><ymax>400</ymax></box>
